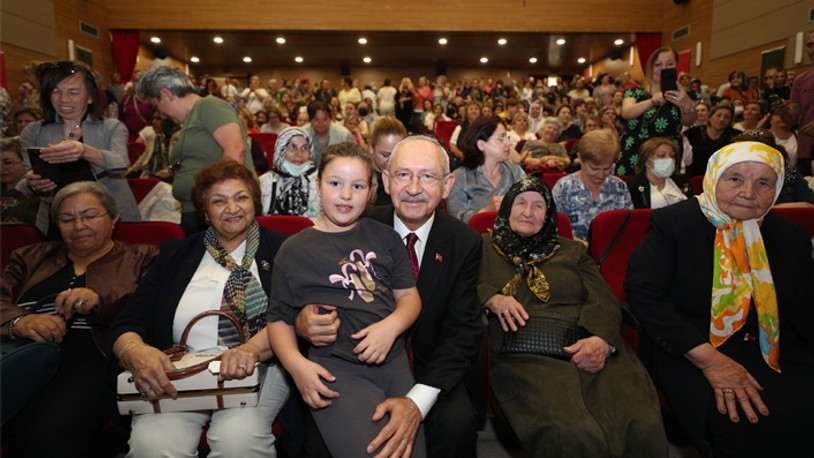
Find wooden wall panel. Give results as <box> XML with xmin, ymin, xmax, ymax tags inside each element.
<box><xmin>104</xmin><ymin>0</ymin><xmax>662</xmax><ymax>33</ymax></box>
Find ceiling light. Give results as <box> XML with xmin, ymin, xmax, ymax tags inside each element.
<box><xmin>276</xmin><ymin>37</ymin><xmax>286</xmax><ymax>44</ymax></box>
<box><xmin>150</xmin><ymin>36</ymin><xmax>161</xmax><ymax>44</ymax></box>
<box><xmin>577</xmin><ymin>57</ymin><xmax>586</xmax><ymax>64</ymax></box>
<box><xmin>190</xmin><ymin>57</ymin><xmax>200</xmax><ymax>63</ymax></box>
<box><xmin>529</xmin><ymin>57</ymin><xmax>538</xmax><ymax>64</ymax></box>
<box><xmin>213</xmin><ymin>36</ymin><xmax>224</xmax><ymax>44</ymax></box>
<box><xmin>556</xmin><ymin>38</ymin><xmax>566</xmax><ymax>45</ymax></box>
<box><xmin>358</xmin><ymin>37</ymin><xmax>367</xmax><ymax>45</ymax></box>
<box><xmin>614</xmin><ymin>39</ymin><xmax>624</xmax><ymax>45</ymax></box>
<box><xmin>363</xmin><ymin>57</ymin><xmax>372</xmax><ymax>63</ymax></box>
<box><xmin>498</xmin><ymin>38</ymin><xmax>507</xmax><ymax>45</ymax></box>
<box><xmin>295</xmin><ymin>56</ymin><xmax>304</xmax><ymax>63</ymax></box>
<box><xmin>438</xmin><ymin>37</ymin><xmax>448</xmax><ymax>45</ymax></box>
<box><xmin>480</xmin><ymin>57</ymin><xmax>489</xmax><ymax>63</ymax></box>
<box><xmin>243</xmin><ymin>56</ymin><xmax>252</xmax><ymax>63</ymax></box>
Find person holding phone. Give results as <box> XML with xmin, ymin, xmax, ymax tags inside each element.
<box><xmin>22</xmin><ymin>61</ymin><xmax>140</xmax><ymax>235</ymax></box>
<box><xmin>616</xmin><ymin>47</ymin><xmax>697</xmax><ymax>176</ymax></box>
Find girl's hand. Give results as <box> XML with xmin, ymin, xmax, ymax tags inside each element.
<box><xmin>483</xmin><ymin>294</ymin><xmax>529</xmax><ymax>332</ymax></box>
<box><xmin>40</xmin><ymin>141</ymin><xmax>86</xmax><ymax>164</ymax></box>
<box><xmin>54</xmin><ymin>287</ymin><xmax>99</xmax><ymax>319</ymax></box>
<box><xmin>25</xmin><ymin>171</ymin><xmax>57</xmax><ymax>194</ymax></box>
<box><xmin>288</xmin><ymin>359</ymin><xmax>338</xmax><ymax>409</ymax></box>
<box><xmin>351</xmin><ymin>320</ymin><xmax>399</xmax><ymax>365</ymax></box>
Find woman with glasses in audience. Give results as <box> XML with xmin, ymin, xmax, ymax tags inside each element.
<box><xmin>260</xmin><ymin>108</ymin><xmax>288</xmax><ymax>135</ymax></box>
<box><xmin>1</xmin><ymin>182</ymin><xmax>157</xmax><ymax>457</ymax></box>
<box><xmin>22</xmin><ymin>61</ymin><xmax>141</xmax><ymax>235</ymax></box>
<box><xmin>447</xmin><ymin>116</ymin><xmax>526</xmax><ymax>223</ymax></box>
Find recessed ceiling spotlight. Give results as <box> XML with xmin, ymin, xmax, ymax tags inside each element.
<box><xmin>276</xmin><ymin>37</ymin><xmax>286</xmax><ymax>44</ymax></box>
<box><xmin>614</xmin><ymin>39</ymin><xmax>624</xmax><ymax>45</ymax></box>
<box><xmin>243</xmin><ymin>56</ymin><xmax>252</xmax><ymax>63</ymax></box>
<box><xmin>480</xmin><ymin>57</ymin><xmax>489</xmax><ymax>63</ymax></box>
<box><xmin>498</xmin><ymin>38</ymin><xmax>507</xmax><ymax>45</ymax></box>
<box><xmin>529</xmin><ymin>57</ymin><xmax>538</xmax><ymax>64</ymax></box>
<box><xmin>150</xmin><ymin>36</ymin><xmax>161</xmax><ymax>44</ymax></box>
<box><xmin>556</xmin><ymin>38</ymin><xmax>566</xmax><ymax>45</ymax></box>
<box><xmin>363</xmin><ymin>57</ymin><xmax>372</xmax><ymax>63</ymax></box>
<box><xmin>438</xmin><ymin>37</ymin><xmax>448</xmax><ymax>45</ymax></box>
<box><xmin>358</xmin><ymin>37</ymin><xmax>367</xmax><ymax>45</ymax></box>
<box><xmin>577</xmin><ymin>57</ymin><xmax>586</xmax><ymax>64</ymax></box>
<box><xmin>213</xmin><ymin>36</ymin><xmax>224</xmax><ymax>44</ymax></box>
<box><xmin>190</xmin><ymin>57</ymin><xmax>200</xmax><ymax>63</ymax></box>
<box><xmin>295</xmin><ymin>56</ymin><xmax>304</xmax><ymax>63</ymax></box>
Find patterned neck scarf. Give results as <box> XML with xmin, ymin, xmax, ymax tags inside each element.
<box><xmin>204</xmin><ymin>220</ymin><xmax>267</xmax><ymax>346</ymax></box>
<box><xmin>696</xmin><ymin>141</ymin><xmax>785</xmax><ymax>372</ymax></box>
<box><xmin>489</xmin><ymin>176</ymin><xmax>560</xmax><ymax>302</ymax></box>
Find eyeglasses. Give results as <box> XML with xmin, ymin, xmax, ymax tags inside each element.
<box><xmin>57</xmin><ymin>211</ymin><xmax>109</xmax><ymax>226</ymax></box>
<box><xmin>389</xmin><ymin>170</ymin><xmax>444</xmax><ymax>184</ymax></box>
<box><xmin>0</xmin><ymin>160</ymin><xmax>23</xmax><ymax>167</ymax></box>
<box><xmin>491</xmin><ymin>134</ymin><xmax>509</xmax><ymax>143</ymax></box>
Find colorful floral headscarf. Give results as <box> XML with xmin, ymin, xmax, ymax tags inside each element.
<box><xmin>696</xmin><ymin>141</ymin><xmax>785</xmax><ymax>372</ymax></box>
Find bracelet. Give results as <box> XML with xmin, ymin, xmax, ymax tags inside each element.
<box><xmin>8</xmin><ymin>316</ymin><xmax>23</xmax><ymax>340</ymax></box>
<box><xmin>117</xmin><ymin>340</ymin><xmax>144</xmax><ymax>362</ymax></box>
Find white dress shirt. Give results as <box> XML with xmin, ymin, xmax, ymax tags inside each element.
<box><xmin>172</xmin><ymin>240</ymin><xmax>260</xmax><ymax>352</ymax></box>
<box><xmin>392</xmin><ymin>212</ymin><xmax>441</xmax><ymax>420</ymax></box>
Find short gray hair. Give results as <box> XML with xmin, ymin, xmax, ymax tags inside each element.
<box><xmin>136</xmin><ymin>65</ymin><xmax>196</xmax><ymax>101</ymax></box>
<box><xmin>0</xmin><ymin>136</ymin><xmax>23</xmax><ymax>159</ymax></box>
<box><xmin>51</xmin><ymin>181</ymin><xmax>119</xmax><ymax>222</ymax></box>
<box><xmin>389</xmin><ymin>135</ymin><xmax>450</xmax><ymax>175</ymax></box>
<box><xmin>541</xmin><ymin>117</ymin><xmax>562</xmax><ymax>133</ymax></box>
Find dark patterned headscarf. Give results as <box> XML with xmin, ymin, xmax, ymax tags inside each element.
<box><xmin>488</xmin><ymin>176</ymin><xmax>560</xmax><ymax>302</ymax></box>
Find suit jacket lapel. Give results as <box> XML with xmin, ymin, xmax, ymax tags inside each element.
<box><xmin>417</xmin><ymin>212</ymin><xmax>448</xmax><ymax>299</ymax></box>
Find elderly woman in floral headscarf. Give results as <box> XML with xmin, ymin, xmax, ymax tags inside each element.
<box><xmin>626</xmin><ymin>142</ymin><xmax>814</xmax><ymax>457</ymax></box>
<box><xmin>477</xmin><ymin>176</ymin><xmax>667</xmax><ymax>457</ymax></box>
<box><xmin>259</xmin><ymin>126</ymin><xmax>321</xmax><ymax>222</ymax></box>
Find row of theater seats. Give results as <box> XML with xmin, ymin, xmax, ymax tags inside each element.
<box><xmin>0</xmin><ymin>215</ymin><xmax>314</xmax><ymax>271</ymax></box>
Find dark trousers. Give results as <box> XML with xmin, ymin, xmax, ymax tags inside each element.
<box><xmin>304</xmin><ymin>379</ymin><xmax>477</xmax><ymax>458</ymax></box>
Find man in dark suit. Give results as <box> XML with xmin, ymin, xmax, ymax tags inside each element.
<box><xmin>296</xmin><ymin>136</ymin><xmax>483</xmax><ymax>457</ymax></box>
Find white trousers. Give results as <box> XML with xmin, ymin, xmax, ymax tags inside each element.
<box><xmin>127</xmin><ymin>363</ymin><xmax>290</xmax><ymax>458</ymax></box>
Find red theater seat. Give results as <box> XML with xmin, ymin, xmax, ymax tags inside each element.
<box><xmin>127</xmin><ymin>178</ymin><xmax>162</xmax><ymax>204</ymax></box>
<box><xmin>1</xmin><ymin>225</ymin><xmax>42</xmax><ymax>271</ymax></box>
<box><xmin>255</xmin><ymin>215</ymin><xmax>314</xmax><ymax>235</ymax></box>
<box><xmin>114</xmin><ymin>222</ymin><xmax>186</xmax><ymax>247</ymax></box>
<box><xmin>771</xmin><ymin>207</ymin><xmax>814</xmax><ymax>237</ymax></box>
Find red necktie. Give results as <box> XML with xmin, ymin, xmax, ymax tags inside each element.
<box><xmin>404</xmin><ymin>232</ymin><xmax>419</xmax><ymax>371</ymax></box>
<box><xmin>405</xmin><ymin>232</ymin><xmax>420</xmax><ymax>280</ymax></box>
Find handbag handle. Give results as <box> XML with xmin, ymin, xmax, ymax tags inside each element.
<box><xmin>163</xmin><ymin>310</ymin><xmax>245</xmax><ymax>380</ymax></box>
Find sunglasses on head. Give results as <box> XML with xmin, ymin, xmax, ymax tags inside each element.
<box><xmin>38</xmin><ymin>61</ymin><xmax>79</xmax><ymax>76</ymax></box>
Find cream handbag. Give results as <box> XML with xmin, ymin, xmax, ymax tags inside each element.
<box><xmin>117</xmin><ymin>310</ymin><xmax>266</xmax><ymax>415</ymax></box>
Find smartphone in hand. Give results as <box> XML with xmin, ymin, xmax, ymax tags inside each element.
<box><xmin>661</xmin><ymin>68</ymin><xmax>678</xmax><ymax>93</ymax></box>
<box><xmin>27</xmin><ymin>147</ymin><xmax>62</xmax><ymax>185</ymax></box>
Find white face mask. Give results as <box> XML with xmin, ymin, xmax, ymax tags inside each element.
<box><xmin>282</xmin><ymin>160</ymin><xmax>312</xmax><ymax>176</ymax></box>
<box><xmin>647</xmin><ymin>158</ymin><xmax>676</xmax><ymax>178</ymax></box>
<box><xmin>733</xmin><ymin>106</ymin><xmax>744</xmax><ymax>116</ymax></box>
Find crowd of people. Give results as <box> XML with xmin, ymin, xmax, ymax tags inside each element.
<box><xmin>1</xmin><ymin>32</ymin><xmax>814</xmax><ymax>458</ymax></box>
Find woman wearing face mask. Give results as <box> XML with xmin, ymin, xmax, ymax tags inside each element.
<box><xmin>624</xmin><ymin>137</ymin><xmax>692</xmax><ymax>209</ymax></box>
<box><xmin>258</xmin><ymin>126</ymin><xmax>321</xmax><ymax>222</ymax></box>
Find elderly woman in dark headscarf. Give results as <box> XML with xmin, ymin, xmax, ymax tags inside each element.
<box><xmin>258</xmin><ymin>126</ymin><xmax>321</xmax><ymax>221</ymax></box>
<box><xmin>477</xmin><ymin>176</ymin><xmax>667</xmax><ymax>457</ymax></box>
